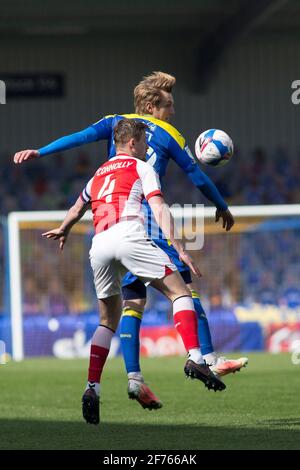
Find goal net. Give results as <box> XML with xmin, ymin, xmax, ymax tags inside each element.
<box><xmin>5</xmin><ymin>205</ymin><xmax>300</xmax><ymax>360</ymax></box>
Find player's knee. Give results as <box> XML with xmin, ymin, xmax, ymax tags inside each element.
<box><xmin>187</xmin><ymin>288</ymin><xmax>207</xmax><ymax>318</ymax></box>
<box><xmin>167</xmin><ymin>283</ymin><xmax>191</xmax><ymax>303</ymax></box>
<box><xmin>99</xmin><ymin>307</ymin><xmax>119</xmax><ymax>331</ymax></box>
<box><xmin>171</xmin><ymin>291</ymin><xmax>192</xmax><ymax>303</ymax></box>
<box><xmin>123</xmin><ymin>298</ymin><xmax>146</xmax><ymax>308</ymax></box>
<box><xmin>100</xmin><ymin>317</ymin><xmax>119</xmax><ymax>331</ymax></box>
<box><xmin>122</xmin><ymin>301</ymin><xmax>145</xmax><ymax>320</ymax></box>
<box><xmin>122</xmin><ymin>279</ymin><xmax>147</xmax><ymax>317</ymax></box>
<box><xmin>152</xmin><ymin>272</ymin><xmax>190</xmax><ymax>302</ymax></box>
<box><xmin>98</xmin><ymin>296</ymin><xmax>122</xmax><ymax>330</ymax></box>
<box><xmin>188</xmin><ymin>286</ymin><xmax>201</xmax><ymax>300</ymax></box>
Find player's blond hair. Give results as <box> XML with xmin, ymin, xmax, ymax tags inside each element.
<box><xmin>134</xmin><ymin>71</ymin><xmax>176</xmax><ymax>115</ymax></box>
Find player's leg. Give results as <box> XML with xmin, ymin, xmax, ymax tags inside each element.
<box><xmin>150</xmin><ymin>272</ymin><xmax>225</xmax><ymax>392</ymax></box>
<box><xmin>120</xmin><ymin>255</ymin><xmax>216</xmax><ymax>382</ymax></box>
<box><xmin>120</xmin><ymin>274</ymin><xmax>162</xmax><ymax>409</ymax></box>
<box><xmin>179</xmin><ymin>269</ymin><xmax>216</xmax><ymax>359</ymax></box>
<box><xmin>120</xmin><ymin>227</ymin><xmax>225</xmax><ymax>392</ymax></box>
<box><xmin>120</xmin><ymin>273</ymin><xmax>146</xmax><ymax>380</ymax></box>
<box><xmin>153</xmin><ymin>239</ymin><xmax>218</xmax><ymax>355</ymax></box>
<box><xmin>155</xmin><ymin>239</ymin><xmax>248</xmax><ymax>377</ymax></box>
<box><xmin>82</xmin><ymin>294</ymin><xmax>122</xmax><ymax>425</ymax></box>
<box><xmin>186</xmin><ymin>282</ymin><xmax>248</xmax><ymax>375</ymax></box>
<box><xmin>86</xmin><ymin>294</ymin><xmax>121</xmax><ymax>395</ymax></box>
<box><xmin>82</xmin><ymin>232</ymin><xmax>123</xmax><ymax>425</ymax></box>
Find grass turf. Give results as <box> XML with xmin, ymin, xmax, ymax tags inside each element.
<box><xmin>0</xmin><ymin>353</ymin><xmax>299</xmax><ymax>450</ymax></box>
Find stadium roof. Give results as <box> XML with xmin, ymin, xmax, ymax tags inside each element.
<box><xmin>0</xmin><ymin>0</ymin><xmax>296</xmax><ymax>91</ymax></box>
<box><xmin>0</xmin><ymin>0</ymin><xmax>296</xmax><ymax>36</ymax></box>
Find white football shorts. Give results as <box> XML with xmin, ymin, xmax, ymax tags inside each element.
<box><xmin>89</xmin><ymin>219</ymin><xmax>177</xmax><ymax>299</ymax></box>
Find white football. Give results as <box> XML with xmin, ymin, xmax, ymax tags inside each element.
<box><xmin>195</xmin><ymin>129</ymin><xmax>234</xmax><ymax>167</ymax></box>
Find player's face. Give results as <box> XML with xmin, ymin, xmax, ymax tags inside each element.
<box><xmin>149</xmin><ymin>91</ymin><xmax>175</xmax><ymax>122</ymax></box>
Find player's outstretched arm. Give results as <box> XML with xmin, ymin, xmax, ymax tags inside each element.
<box><xmin>13</xmin><ymin>127</ymin><xmax>99</xmax><ymax>164</ymax></box>
<box><xmin>169</xmin><ymin>137</ymin><xmax>235</xmax><ymax>231</ymax></box>
<box><xmin>42</xmin><ymin>197</ymin><xmax>89</xmax><ymax>250</ymax></box>
<box><xmin>148</xmin><ymin>195</ymin><xmax>201</xmax><ymax>278</ymax></box>
<box><xmin>13</xmin><ymin>117</ymin><xmax>113</xmax><ymax>164</ymax></box>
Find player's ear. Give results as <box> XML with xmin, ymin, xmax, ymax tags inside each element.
<box><xmin>145</xmin><ymin>101</ymin><xmax>153</xmax><ymax>113</ymax></box>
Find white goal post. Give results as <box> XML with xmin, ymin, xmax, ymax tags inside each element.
<box><xmin>7</xmin><ymin>204</ymin><xmax>300</xmax><ymax>361</ymax></box>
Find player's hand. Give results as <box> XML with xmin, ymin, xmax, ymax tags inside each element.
<box><xmin>215</xmin><ymin>208</ymin><xmax>234</xmax><ymax>232</ymax></box>
<box><xmin>42</xmin><ymin>228</ymin><xmax>67</xmax><ymax>251</ymax></box>
<box><xmin>13</xmin><ymin>149</ymin><xmax>40</xmax><ymax>164</ymax></box>
<box><xmin>179</xmin><ymin>251</ymin><xmax>202</xmax><ymax>278</ymax></box>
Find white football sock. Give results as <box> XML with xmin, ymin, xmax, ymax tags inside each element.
<box><xmin>203</xmin><ymin>352</ymin><xmax>218</xmax><ymax>365</ymax></box>
<box><xmin>128</xmin><ymin>372</ymin><xmax>144</xmax><ymax>382</ymax></box>
<box><xmin>85</xmin><ymin>381</ymin><xmax>100</xmax><ymax>396</ymax></box>
<box><xmin>188</xmin><ymin>348</ymin><xmax>205</xmax><ymax>364</ymax></box>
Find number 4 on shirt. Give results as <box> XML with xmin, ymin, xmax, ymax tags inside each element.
<box><xmin>97</xmin><ymin>174</ymin><xmax>116</xmax><ymax>203</ymax></box>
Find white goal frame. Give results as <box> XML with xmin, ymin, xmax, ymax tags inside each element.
<box><xmin>7</xmin><ymin>204</ymin><xmax>300</xmax><ymax>361</ymax></box>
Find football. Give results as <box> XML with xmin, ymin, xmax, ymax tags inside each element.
<box><xmin>195</xmin><ymin>129</ymin><xmax>234</xmax><ymax>167</ymax></box>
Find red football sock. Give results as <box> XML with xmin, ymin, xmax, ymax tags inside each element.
<box><xmin>173</xmin><ymin>296</ymin><xmax>200</xmax><ymax>351</ymax></box>
<box><xmin>88</xmin><ymin>325</ymin><xmax>114</xmax><ymax>383</ymax></box>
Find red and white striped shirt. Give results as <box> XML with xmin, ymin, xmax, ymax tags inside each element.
<box><xmin>81</xmin><ymin>154</ymin><xmax>162</xmax><ymax>233</ymax></box>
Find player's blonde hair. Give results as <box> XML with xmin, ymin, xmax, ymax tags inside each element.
<box><xmin>134</xmin><ymin>71</ymin><xmax>176</xmax><ymax>115</ymax></box>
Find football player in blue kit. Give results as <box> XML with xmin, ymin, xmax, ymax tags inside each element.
<box><xmin>13</xmin><ymin>71</ymin><xmax>248</xmax><ymax>409</ymax></box>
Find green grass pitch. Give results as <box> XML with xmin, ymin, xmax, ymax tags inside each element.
<box><xmin>0</xmin><ymin>353</ymin><xmax>299</xmax><ymax>450</ymax></box>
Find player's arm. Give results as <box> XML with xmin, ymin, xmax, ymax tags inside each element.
<box><xmin>148</xmin><ymin>195</ymin><xmax>201</xmax><ymax>277</ymax></box>
<box><xmin>42</xmin><ymin>196</ymin><xmax>90</xmax><ymax>250</ymax></box>
<box><xmin>42</xmin><ymin>177</ymin><xmax>93</xmax><ymax>249</ymax></box>
<box><xmin>168</xmin><ymin>137</ymin><xmax>234</xmax><ymax>231</ymax></box>
<box><xmin>139</xmin><ymin>162</ymin><xmax>201</xmax><ymax>277</ymax></box>
<box><xmin>13</xmin><ymin>115</ymin><xmax>114</xmax><ymax>164</ymax></box>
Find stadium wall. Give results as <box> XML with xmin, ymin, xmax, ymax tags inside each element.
<box><xmin>0</xmin><ymin>32</ymin><xmax>299</xmax><ymax>158</ymax></box>
<box><xmin>3</xmin><ymin>207</ymin><xmax>300</xmax><ymax>360</ymax></box>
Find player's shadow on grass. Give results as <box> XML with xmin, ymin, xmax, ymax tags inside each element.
<box><xmin>0</xmin><ymin>419</ymin><xmax>300</xmax><ymax>450</ymax></box>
